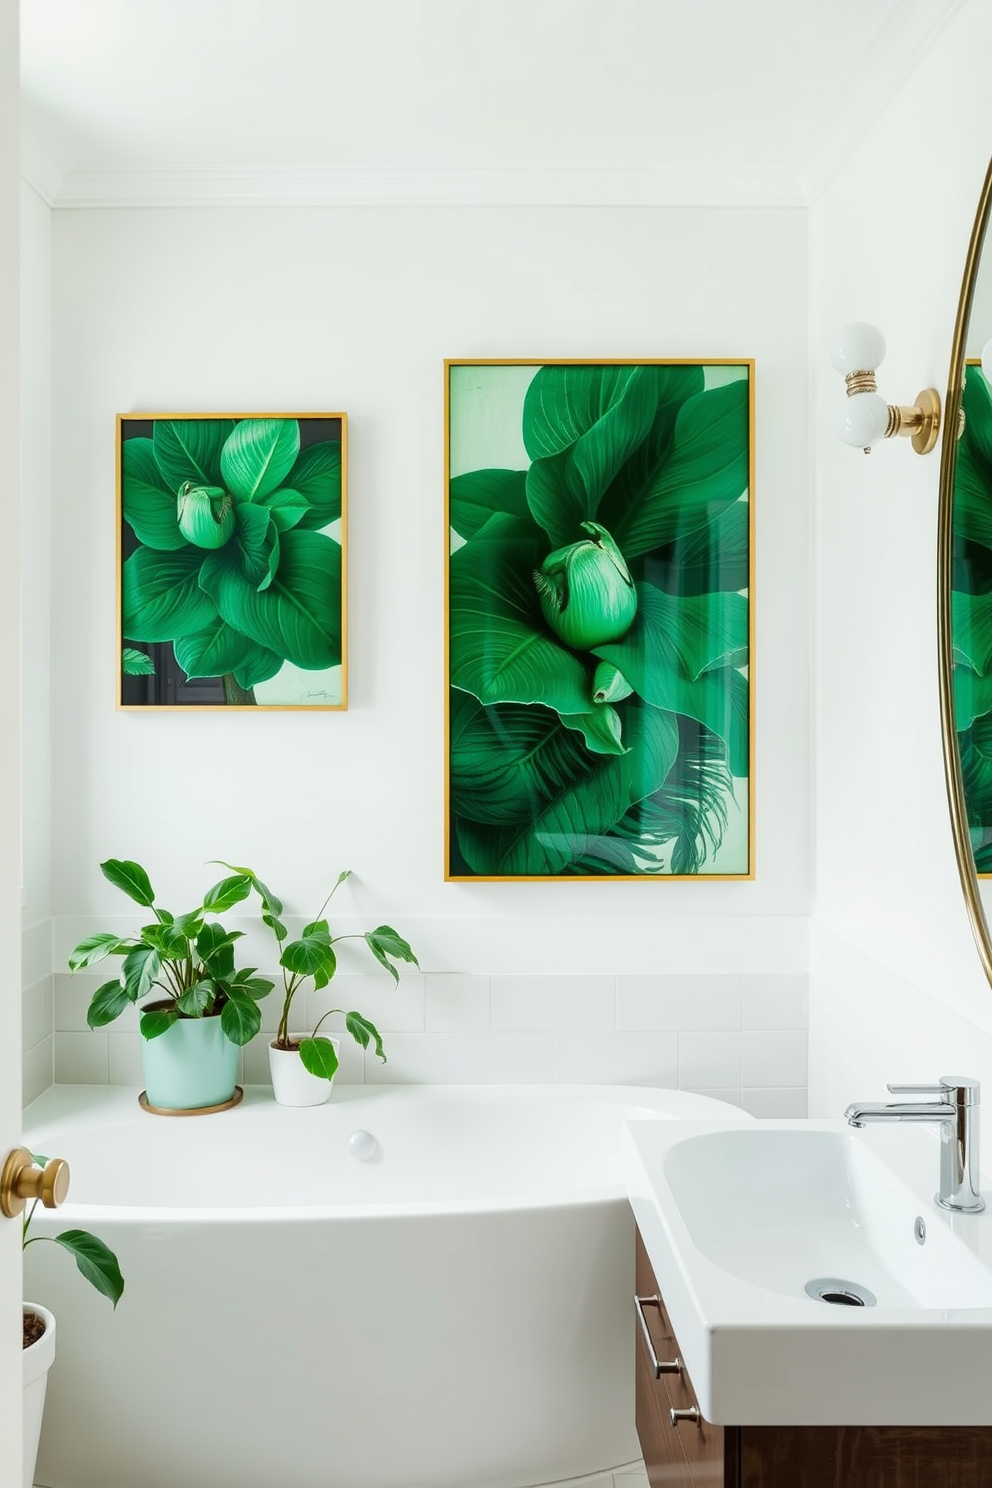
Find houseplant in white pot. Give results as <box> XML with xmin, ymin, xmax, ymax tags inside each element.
<box><xmin>22</xmin><ymin>1155</ymin><xmax>123</xmax><ymax>1488</ymax></box>
<box><xmin>220</xmin><ymin>862</ymin><xmax>419</xmax><ymax>1105</ymax></box>
<box><xmin>68</xmin><ymin>858</ymin><xmax>274</xmax><ymax>1112</ymax></box>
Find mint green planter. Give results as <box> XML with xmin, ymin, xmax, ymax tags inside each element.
<box><xmin>140</xmin><ymin>1007</ymin><xmax>240</xmax><ymax>1111</ymax></box>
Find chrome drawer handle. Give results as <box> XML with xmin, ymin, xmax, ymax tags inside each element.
<box><xmin>633</xmin><ymin>1293</ymin><xmax>682</xmax><ymax>1378</ymax></box>
<box><xmin>670</xmin><ymin>1407</ymin><xmax>701</xmax><ymax>1427</ymax></box>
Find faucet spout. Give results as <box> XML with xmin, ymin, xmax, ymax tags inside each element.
<box><xmin>842</xmin><ymin>1076</ymin><xmax>985</xmax><ymax>1214</ymax></box>
<box><xmin>843</xmin><ymin>1100</ymin><xmax>956</xmax><ymax>1128</ymax></box>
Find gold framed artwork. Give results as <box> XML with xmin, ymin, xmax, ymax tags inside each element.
<box><xmin>445</xmin><ymin>359</ymin><xmax>754</xmax><ymax>881</ymax></box>
<box><xmin>117</xmin><ymin>413</ymin><xmax>347</xmax><ymax>709</ymax></box>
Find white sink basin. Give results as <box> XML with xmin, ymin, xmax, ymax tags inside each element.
<box><xmin>624</xmin><ymin>1118</ymin><xmax>992</xmax><ymax>1426</ymax></box>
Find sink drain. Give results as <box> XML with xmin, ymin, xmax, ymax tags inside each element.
<box><xmin>804</xmin><ymin>1277</ymin><xmax>877</xmax><ymax>1307</ymax></box>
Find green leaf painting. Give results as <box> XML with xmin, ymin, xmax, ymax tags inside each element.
<box><xmin>119</xmin><ymin>414</ymin><xmax>346</xmax><ymax>708</ymax></box>
<box><xmin>446</xmin><ymin>361</ymin><xmax>752</xmax><ymax>879</ymax></box>
<box><xmin>952</xmin><ymin>363</ymin><xmax>992</xmax><ymax>868</ymax></box>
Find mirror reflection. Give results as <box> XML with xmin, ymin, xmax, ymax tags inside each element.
<box><xmin>953</xmin><ymin>194</ymin><xmax>992</xmax><ymax>876</ymax></box>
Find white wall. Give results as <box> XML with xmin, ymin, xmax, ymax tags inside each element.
<box><xmin>21</xmin><ymin>177</ymin><xmax>53</xmax><ymax>1104</ymax></box>
<box><xmin>810</xmin><ymin>0</ymin><xmax>992</xmax><ymax>1120</ymax></box>
<box><xmin>43</xmin><ymin>202</ymin><xmax>812</xmax><ymax>1104</ymax></box>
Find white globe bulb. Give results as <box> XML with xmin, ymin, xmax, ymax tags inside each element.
<box><xmin>839</xmin><ymin>391</ymin><xmax>890</xmax><ymax>448</ymax></box>
<box><xmin>981</xmin><ymin>337</ymin><xmax>992</xmax><ymax>387</ymax></box>
<box><xmin>830</xmin><ymin>322</ymin><xmax>886</xmax><ymax>376</ymax></box>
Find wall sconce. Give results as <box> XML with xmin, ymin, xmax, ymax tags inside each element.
<box><xmin>830</xmin><ymin>321</ymin><xmax>941</xmax><ymax>455</ymax></box>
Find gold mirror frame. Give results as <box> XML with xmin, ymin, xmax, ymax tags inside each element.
<box><xmin>937</xmin><ymin>155</ymin><xmax>992</xmax><ymax>988</ymax></box>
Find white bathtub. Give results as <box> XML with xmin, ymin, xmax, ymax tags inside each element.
<box><xmin>23</xmin><ymin>1083</ymin><xmax>746</xmax><ymax>1488</ymax></box>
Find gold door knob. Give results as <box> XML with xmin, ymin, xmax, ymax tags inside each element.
<box><xmin>1</xmin><ymin>1147</ymin><xmax>70</xmax><ymax>1218</ymax></box>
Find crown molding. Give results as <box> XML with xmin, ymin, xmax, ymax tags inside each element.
<box><xmin>796</xmin><ymin>0</ymin><xmax>967</xmax><ymax>204</ymax></box>
<box><xmin>48</xmin><ymin>164</ymin><xmax>807</xmax><ymax>210</ymax></box>
<box><xmin>20</xmin><ymin>126</ymin><xmax>70</xmax><ymax>205</ymax></box>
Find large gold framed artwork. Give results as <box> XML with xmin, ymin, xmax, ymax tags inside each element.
<box><xmin>445</xmin><ymin>360</ymin><xmax>754</xmax><ymax>881</ymax></box>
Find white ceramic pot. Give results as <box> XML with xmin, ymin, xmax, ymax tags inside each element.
<box><xmin>23</xmin><ymin>1303</ymin><xmax>55</xmax><ymax>1488</ymax></box>
<box><xmin>268</xmin><ymin>1036</ymin><xmax>340</xmax><ymax>1107</ymax></box>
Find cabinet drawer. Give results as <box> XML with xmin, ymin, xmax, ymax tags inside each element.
<box><xmin>635</xmin><ymin>1227</ymin><xmax>734</xmax><ymax>1488</ymax></box>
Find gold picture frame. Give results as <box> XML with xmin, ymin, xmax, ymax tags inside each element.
<box><xmin>444</xmin><ymin>359</ymin><xmax>755</xmax><ymax>881</ymax></box>
<box><xmin>117</xmin><ymin>411</ymin><xmax>347</xmax><ymax>711</ymax></box>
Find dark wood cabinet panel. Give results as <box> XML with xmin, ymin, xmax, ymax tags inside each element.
<box><xmin>633</xmin><ymin>1222</ymin><xmax>992</xmax><ymax>1488</ymax></box>
<box><xmin>740</xmin><ymin>1425</ymin><xmax>992</xmax><ymax>1488</ymax></box>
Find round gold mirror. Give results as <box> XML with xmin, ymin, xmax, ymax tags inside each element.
<box><xmin>938</xmin><ymin>155</ymin><xmax>992</xmax><ymax>988</ymax></box>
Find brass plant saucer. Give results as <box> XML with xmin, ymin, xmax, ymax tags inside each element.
<box><xmin>138</xmin><ymin>1086</ymin><xmax>244</xmax><ymax>1117</ymax></box>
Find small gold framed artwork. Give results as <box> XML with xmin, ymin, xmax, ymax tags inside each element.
<box><xmin>118</xmin><ymin>413</ymin><xmax>347</xmax><ymax>709</ymax></box>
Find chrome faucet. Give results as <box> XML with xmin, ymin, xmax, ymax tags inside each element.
<box><xmin>844</xmin><ymin>1075</ymin><xmax>985</xmax><ymax>1214</ymax></box>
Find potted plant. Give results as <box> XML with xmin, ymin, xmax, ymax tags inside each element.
<box><xmin>22</xmin><ymin>1155</ymin><xmax>123</xmax><ymax>1488</ymax></box>
<box><xmin>219</xmin><ymin>862</ymin><xmax>419</xmax><ymax>1105</ymax></box>
<box><xmin>68</xmin><ymin>858</ymin><xmax>274</xmax><ymax>1112</ymax></box>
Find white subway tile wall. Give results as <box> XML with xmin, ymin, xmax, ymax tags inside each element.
<box><xmin>38</xmin><ymin>961</ymin><xmax>810</xmax><ymax>1111</ymax></box>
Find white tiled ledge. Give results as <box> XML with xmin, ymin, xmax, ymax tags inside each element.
<box><xmin>38</xmin><ymin>970</ymin><xmax>809</xmax><ymax>1116</ymax></box>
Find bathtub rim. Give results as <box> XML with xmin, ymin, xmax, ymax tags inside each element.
<box><xmin>22</xmin><ymin>1080</ymin><xmax>751</xmax><ymax>1224</ymax></box>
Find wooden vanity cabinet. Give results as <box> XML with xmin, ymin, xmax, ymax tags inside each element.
<box><xmin>634</xmin><ymin>1226</ymin><xmax>992</xmax><ymax>1488</ymax></box>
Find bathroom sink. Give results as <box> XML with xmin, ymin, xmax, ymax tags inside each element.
<box><xmin>624</xmin><ymin>1118</ymin><xmax>992</xmax><ymax>1426</ymax></box>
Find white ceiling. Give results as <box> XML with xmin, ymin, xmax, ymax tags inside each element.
<box><xmin>19</xmin><ymin>0</ymin><xmax>966</xmax><ymax>207</ymax></box>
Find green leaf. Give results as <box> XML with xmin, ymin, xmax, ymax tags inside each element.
<box><xmin>284</xmin><ymin>440</ymin><xmax>343</xmax><ymax>530</ymax></box>
<box><xmin>172</xmin><ymin>910</ymin><xmax>205</xmax><ymax>939</ymax></box>
<box><xmin>594</xmin><ymin>583</ymin><xmax>749</xmax><ymax>686</ymax></box>
<box><xmin>364</xmin><ymin>927</ymin><xmax>419</xmax><ymax>984</ymax></box>
<box><xmin>593</xmin><ymin>584</ymin><xmax>750</xmax><ymax>773</ymax></box>
<box><xmin>53</xmin><ymin>1230</ymin><xmax>124</xmax><ymax>1307</ymax></box>
<box><xmin>952</xmin><ymin>589</ymin><xmax>992</xmax><ymax>677</ymax></box>
<box><xmin>962</xmin><ymin>713</ymin><xmax>992</xmax><ymax>837</ymax></box>
<box><xmin>281</xmin><ymin>930</ymin><xmax>337</xmax><ymax>985</ymax></box>
<box><xmin>176</xmin><ymin>980</ymin><xmax>214</xmax><ymax>1016</ymax></box>
<box><xmin>101</xmin><ymin>858</ymin><xmax>155</xmax><ymax>906</ymax></box>
<box><xmin>344</xmin><ymin>1011</ymin><xmax>386</xmax><ymax>1061</ymax></box>
<box><xmin>647</xmin><ymin>499</ymin><xmax>750</xmax><ymax>599</ymax></box>
<box><xmin>140</xmin><ymin>923</ymin><xmax>191</xmax><ymax>960</ymax></box>
<box><xmin>231</xmin><ymin>971</ymin><xmax>275</xmax><ymax>1000</ymax></box>
<box><xmin>449</xmin><ymin>517</ymin><xmax>594</xmax><ymax>714</ymax></box>
<box><xmin>122</xmin><ymin>647</ymin><xmax>156</xmax><ymax>676</ymax></box>
<box><xmin>197</xmin><ymin>923</ymin><xmax>242</xmax><ymax>979</ymax></box>
<box><xmin>523</xmin><ymin>365</ymin><xmax>673</xmax><ymax>547</ymax></box>
<box><xmin>121</xmin><ymin>438</ymin><xmax>186</xmax><ymax>551</ymax></box>
<box><xmin>202</xmin><ymin>874</ymin><xmax>253</xmax><ymax>912</ymax></box>
<box><xmin>559</xmin><ymin>704</ymin><xmax>626</xmax><ymax>756</ymax></box>
<box><xmin>450</xmin><ymin>693</ymin><xmax>593</xmax><ymax>824</ymax></box>
<box><xmin>199</xmin><ymin>529</ymin><xmax>342</xmax><ymax>670</ymax></box>
<box><xmin>299</xmin><ymin>1035</ymin><xmax>340</xmax><ymax>1080</ymax></box>
<box><xmin>302</xmin><ymin>918</ymin><xmax>330</xmax><ymax>937</ymax></box>
<box><xmin>220</xmin><ymin>992</ymin><xmax>261</xmax><ymax>1046</ymax></box>
<box><xmin>86</xmin><ymin>978</ymin><xmax>132</xmax><ymax>1029</ymax></box>
<box><xmin>198</xmin><ymin>501</ymin><xmax>279</xmax><ymax>594</ymax></box>
<box><xmin>954</xmin><ymin>367</ymin><xmax>992</xmax><ymax>550</ymax></box>
<box><xmin>122</xmin><ymin>945</ymin><xmax>162</xmax><ymax>1001</ymax></box>
<box><xmin>456</xmin><ymin>701</ymin><xmax>680</xmax><ymax>876</ymax></box>
<box><xmin>220</xmin><ymin>418</ymin><xmax>300</xmax><ymax>502</ymax></box>
<box><xmin>214</xmin><ymin>862</ymin><xmax>283</xmax><ymax>914</ymax></box>
<box><xmin>611</xmin><ymin>715</ymin><xmax>736</xmax><ymax>873</ymax></box>
<box><xmin>253</xmin><ymin>487</ymin><xmax>309</xmax><ymax>533</ymax></box>
<box><xmin>449</xmin><ymin>469</ymin><xmax>530</xmax><ymax>541</ymax></box>
<box><xmin>68</xmin><ymin>932</ymin><xmax>127</xmax><ymax>972</ymax></box>
<box><xmin>153</xmin><ymin>419</ymin><xmax>235</xmax><ymax>493</ymax></box>
<box><xmin>122</xmin><ymin>546</ymin><xmax>218</xmax><ymax>642</ymax></box>
<box><xmin>140</xmin><ymin>1006</ymin><xmax>177</xmax><ymax>1040</ymax></box>
<box><xmin>954</xmin><ymin>666</ymin><xmax>992</xmax><ymax>732</ymax></box>
<box><xmin>173</xmin><ymin>620</ymin><xmax>282</xmax><ymax>689</ymax></box>
<box><xmin>603</xmin><ymin>379</ymin><xmax>750</xmax><ymax>560</ymax></box>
